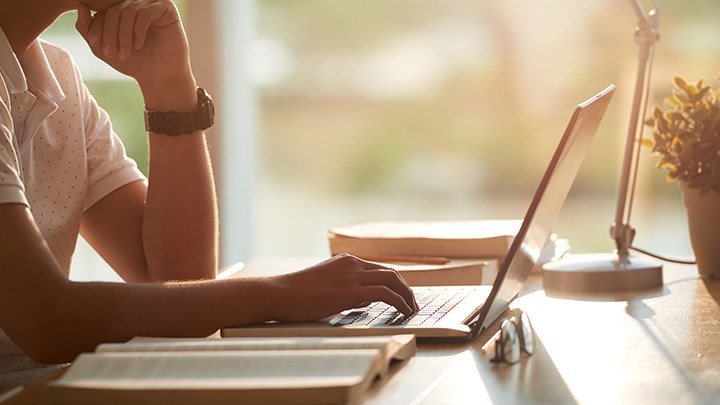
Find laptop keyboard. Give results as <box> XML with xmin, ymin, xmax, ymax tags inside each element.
<box><xmin>330</xmin><ymin>287</ymin><xmax>473</xmax><ymax>327</ymax></box>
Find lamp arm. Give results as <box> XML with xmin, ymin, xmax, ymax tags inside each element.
<box><xmin>611</xmin><ymin>0</ymin><xmax>660</xmax><ymax>260</ymax></box>
<box><xmin>629</xmin><ymin>0</ymin><xmax>661</xmax><ymax>30</ymax></box>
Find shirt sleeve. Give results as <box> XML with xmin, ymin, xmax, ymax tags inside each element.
<box><xmin>0</xmin><ymin>79</ymin><xmax>29</xmax><ymax>207</ymax></box>
<box><xmin>76</xmin><ymin>72</ymin><xmax>146</xmax><ymax>211</ymax></box>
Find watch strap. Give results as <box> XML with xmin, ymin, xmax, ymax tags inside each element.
<box><xmin>144</xmin><ymin>87</ymin><xmax>215</xmax><ymax>136</ymax></box>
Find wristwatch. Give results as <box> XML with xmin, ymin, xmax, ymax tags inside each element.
<box><xmin>144</xmin><ymin>87</ymin><xmax>215</xmax><ymax>136</ymax></box>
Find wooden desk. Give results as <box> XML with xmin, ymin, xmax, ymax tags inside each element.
<box><xmin>514</xmin><ymin>269</ymin><xmax>719</xmax><ymax>405</ymax></box>
<box><xmin>3</xmin><ymin>259</ymin><xmax>718</xmax><ymax>404</ymax></box>
<box><xmin>239</xmin><ymin>258</ymin><xmax>720</xmax><ymax>404</ymax></box>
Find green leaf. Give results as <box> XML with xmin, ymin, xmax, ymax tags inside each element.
<box><xmin>674</xmin><ymin>76</ymin><xmax>689</xmax><ymax>92</ymax></box>
<box><xmin>664</xmin><ymin>96</ymin><xmax>681</xmax><ymax>108</ymax></box>
<box><xmin>668</xmin><ymin>111</ymin><xmax>685</xmax><ymax>122</ymax></box>
<box><xmin>639</xmin><ymin>138</ymin><xmax>654</xmax><ymax>148</ymax></box>
<box><xmin>674</xmin><ymin>90</ymin><xmax>690</xmax><ymax>104</ymax></box>
<box><xmin>654</xmin><ymin>106</ymin><xmax>664</xmax><ymax>120</ymax></box>
<box><xmin>695</xmin><ymin>86</ymin><xmax>710</xmax><ymax>102</ymax></box>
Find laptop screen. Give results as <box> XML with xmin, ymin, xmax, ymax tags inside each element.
<box><xmin>472</xmin><ymin>85</ymin><xmax>616</xmax><ymax>335</ymax></box>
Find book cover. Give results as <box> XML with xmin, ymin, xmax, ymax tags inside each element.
<box><xmin>328</xmin><ymin>220</ymin><xmax>521</xmax><ymax>260</ymax></box>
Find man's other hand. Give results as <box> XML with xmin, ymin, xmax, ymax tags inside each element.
<box><xmin>75</xmin><ymin>0</ymin><xmax>195</xmax><ymax>101</ymax></box>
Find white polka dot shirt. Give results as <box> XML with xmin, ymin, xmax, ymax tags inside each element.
<box><xmin>0</xmin><ymin>29</ymin><xmax>146</xmax><ymax>387</ymax></box>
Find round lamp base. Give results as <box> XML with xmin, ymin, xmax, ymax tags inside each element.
<box><xmin>542</xmin><ymin>253</ymin><xmax>663</xmax><ymax>292</ymax></box>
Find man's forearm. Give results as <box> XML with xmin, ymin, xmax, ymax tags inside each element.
<box><xmin>141</xmin><ymin>77</ymin><xmax>219</xmax><ymax>281</ymax></box>
<box><xmin>18</xmin><ymin>276</ymin><xmax>278</xmax><ymax>364</ymax></box>
<box><xmin>143</xmin><ymin>129</ymin><xmax>219</xmax><ymax>281</ymax></box>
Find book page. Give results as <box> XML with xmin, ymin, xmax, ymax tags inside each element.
<box><xmin>52</xmin><ymin>350</ymin><xmax>380</xmax><ymax>390</ymax></box>
<box><xmin>392</xmin><ymin>260</ymin><xmax>498</xmax><ymax>286</ymax></box>
<box><xmin>97</xmin><ymin>335</ymin><xmax>415</xmax><ymax>361</ymax></box>
<box><xmin>330</xmin><ymin>220</ymin><xmax>522</xmax><ymax>239</ymax></box>
<box><xmin>386</xmin><ymin>259</ymin><xmax>489</xmax><ymax>272</ymax></box>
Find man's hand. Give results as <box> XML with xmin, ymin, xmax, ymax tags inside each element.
<box><xmin>75</xmin><ymin>0</ymin><xmax>196</xmax><ymax>111</ymax></box>
<box><xmin>267</xmin><ymin>254</ymin><xmax>419</xmax><ymax>323</ymax></box>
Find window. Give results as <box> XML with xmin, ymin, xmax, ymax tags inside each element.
<box><xmin>41</xmin><ymin>1</ymin><xmax>720</xmax><ymax>280</ymax></box>
<box><xmin>252</xmin><ymin>0</ymin><xmax>719</xmax><ymax>260</ymax></box>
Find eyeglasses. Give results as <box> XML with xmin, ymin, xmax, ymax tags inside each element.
<box><xmin>490</xmin><ymin>311</ymin><xmax>535</xmax><ymax>364</ymax></box>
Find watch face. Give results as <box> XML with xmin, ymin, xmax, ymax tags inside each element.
<box><xmin>198</xmin><ymin>87</ymin><xmax>213</xmax><ymax>103</ymax></box>
<box><xmin>196</xmin><ymin>87</ymin><xmax>215</xmax><ymax>128</ymax></box>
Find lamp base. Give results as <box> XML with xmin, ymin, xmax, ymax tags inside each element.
<box><xmin>542</xmin><ymin>253</ymin><xmax>663</xmax><ymax>292</ymax></box>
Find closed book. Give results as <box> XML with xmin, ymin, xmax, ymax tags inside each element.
<box><xmin>329</xmin><ymin>220</ymin><xmax>521</xmax><ymax>260</ymax></box>
<box><xmin>379</xmin><ymin>259</ymin><xmax>498</xmax><ymax>286</ymax></box>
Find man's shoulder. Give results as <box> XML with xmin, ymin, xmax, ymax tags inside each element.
<box><xmin>38</xmin><ymin>39</ymin><xmax>74</xmax><ymax>62</ymax></box>
<box><xmin>36</xmin><ymin>39</ymin><xmax>83</xmax><ymax>91</ymax></box>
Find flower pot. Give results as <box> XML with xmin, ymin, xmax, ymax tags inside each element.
<box><xmin>679</xmin><ymin>181</ymin><xmax>720</xmax><ymax>278</ymax></box>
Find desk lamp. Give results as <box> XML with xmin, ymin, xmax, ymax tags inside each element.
<box><xmin>542</xmin><ymin>0</ymin><xmax>664</xmax><ymax>292</ymax></box>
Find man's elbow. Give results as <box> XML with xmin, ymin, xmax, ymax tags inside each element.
<box><xmin>21</xmin><ymin>339</ymin><xmax>78</xmax><ymax>365</ymax></box>
<box><xmin>146</xmin><ymin>251</ymin><xmax>218</xmax><ymax>282</ymax></box>
<box><xmin>2</xmin><ymin>296</ymin><xmax>101</xmax><ymax>364</ymax></box>
<box><xmin>4</xmin><ymin>320</ymin><xmax>84</xmax><ymax>365</ymax></box>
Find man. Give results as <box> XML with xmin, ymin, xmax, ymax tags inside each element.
<box><xmin>0</xmin><ymin>0</ymin><xmax>417</xmax><ymax>386</ymax></box>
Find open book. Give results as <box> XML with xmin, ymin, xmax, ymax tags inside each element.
<box><xmin>43</xmin><ymin>335</ymin><xmax>416</xmax><ymax>405</ymax></box>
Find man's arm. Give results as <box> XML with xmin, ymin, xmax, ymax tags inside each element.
<box><xmin>80</xmin><ymin>132</ymin><xmax>218</xmax><ymax>283</ymax></box>
<box><xmin>0</xmin><ymin>204</ymin><xmax>416</xmax><ymax>364</ymax></box>
<box><xmin>76</xmin><ymin>1</ymin><xmax>217</xmax><ymax>281</ymax></box>
<box><xmin>1</xmin><ymin>0</ymin><xmax>418</xmax><ymax>366</ymax></box>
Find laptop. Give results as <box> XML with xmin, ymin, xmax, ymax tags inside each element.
<box><xmin>222</xmin><ymin>84</ymin><xmax>616</xmax><ymax>342</ymax></box>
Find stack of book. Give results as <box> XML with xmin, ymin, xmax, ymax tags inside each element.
<box><xmin>329</xmin><ymin>220</ymin><xmax>567</xmax><ymax>286</ymax></box>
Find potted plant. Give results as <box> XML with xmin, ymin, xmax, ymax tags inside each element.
<box><xmin>645</xmin><ymin>76</ymin><xmax>720</xmax><ymax>278</ymax></box>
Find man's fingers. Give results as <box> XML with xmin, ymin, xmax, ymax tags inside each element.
<box><xmin>87</xmin><ymin>11</ymin><xmax>106</xmax><ymax>51</ymax></box>
<box><xmin>359</xmin><ymin>269</ymin><xmax>419</xmax><ymax>312</ymax></box>
<box><xmin>362</xmin><ymin>286</ymin><xmax>415</xmax><ymax>316</ymax></box>
<box><xmin>78</xmin><ymin>0</ymin><xmax>158</xmax><ymax>60</ymax></box>
<box><xmin>118</xmin><ymin>6</ymin><xmax>139</xmax><ymax>60</ymax></box>
<box><xmin>102</xmin><ymin>4</ymin><xmax>122</xmax><ymax>58</ymax></box>
<box><xmin>133</xmin><ymin>7</ymin><xmax>154</xmax><ymax>49</ymax></box>
<box><xmin>75</xmin><ymin>4</ymin><xmax>92</xmax><ymax>41</ymax></box>
<box><xmin>352</xmin><ymin>256</ymin><xmax>393</xmax><ymax>271</ymax></box>
<box><xmin>322</xmin><ymin>254</ymin><xmax>419</xmax><ymax>313</ymax></box>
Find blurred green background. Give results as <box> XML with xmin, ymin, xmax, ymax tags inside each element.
<box><xmin>42</xmin><ymin>1</ymin><xmax>720</xmax><ymax>278</ymax></box>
